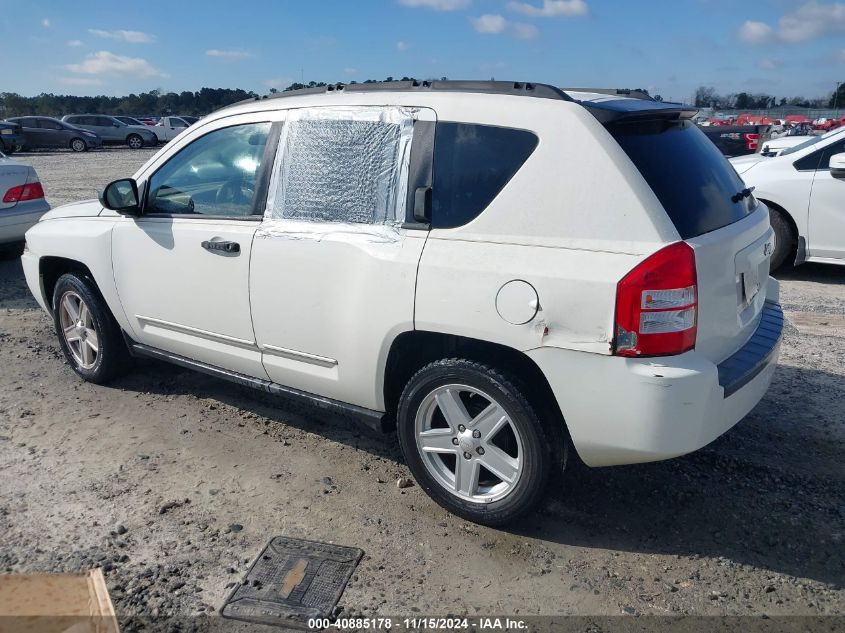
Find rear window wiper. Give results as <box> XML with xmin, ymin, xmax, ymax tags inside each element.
<box><xmin>731</xmin><ymin>186</ymin><xmax>755</xmax><ymax>203</ymax></box>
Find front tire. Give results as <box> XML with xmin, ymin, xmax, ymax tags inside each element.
<box><xmin>126</xmin><ymin>134</ymin><xmax>144</xmax><ymax>150</ymax></box>
<box><xmin>70</xmin><ymin>138</ymin><xmax>87</xmax><ymax>152</ymax></box>
<box><xmin>768</xmin><ymin>206</ymin><xmax>796</xmax><ymax>271</ymax></box>
<box><xmin>52</xmin><ymin>273</ymin><xmax>128</xmax><ymax>384</ymax></box>
<box><xmin>397</xmin><ymin>359</ymin><xmax>551</xmax><ymax>526</ymax></box>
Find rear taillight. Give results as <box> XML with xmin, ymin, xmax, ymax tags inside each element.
<box><xmin>614</xmin><ymin>242</ymin><xmax>697</xmax><ymax>357</ymax></box>
<box><xmin>3</xmin><ymin>182</ymin><xmax>44</xmax><ymax>203</ymax></box>
<box><xmin>744</xmin><ymin>133</ymin><xmax>760</xmax><ymax>151</ymax></box>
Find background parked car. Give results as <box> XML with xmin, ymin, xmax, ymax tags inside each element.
<box><xmin>0</xmin><ymin>153</ymin><xmax>49</xmax><ymax>256</ymax></box>
<box><xmin>0</xmin><ymin>121</ymin><xmax>25</xmax><ymax>154</ymax></box>
<box><xmin>731</xmin><ymin>127</ymin><xmax>845</xmax><ymax>269</ymax></box>
<box><xmin>7</xmin><ymin>116</ymin><xmax>102</xmax><ymax>152</ymax></box>
<box><xmin>149</xmin><ymin>116</ymin><xmax>191</xmax><ymax>142</ymax></box>
<box><xmin>179</xmin><ymin>116</ymin><xmax>199</xmax><ymax>125</ymax></box>
<box><xmin>700</xmin><ymin>124</ymin><xmax>771</xmax><ymax>157</ymax></box>
<box><xmin>113</xmin><ymin>116</ymin><xmax>146</xmax><ymax>127</ymax></box>
<box><xmin>61</xmin><ymin>115</ymin><xmax>157</xmax><ymax>149</ymax></box>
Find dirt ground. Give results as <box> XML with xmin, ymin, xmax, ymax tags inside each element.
<box><xmin>0</xmin><ymin>148</ymin><xmax>843</xmax><ymax>630</ymax></box>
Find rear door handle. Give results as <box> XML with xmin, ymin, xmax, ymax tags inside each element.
<box><xmin>201</xmin><ymin>240</ymin><xmax>240</xmax><ymax>254</ymax></box>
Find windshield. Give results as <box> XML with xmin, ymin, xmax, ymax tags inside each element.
<box><xmin>781</xmin><ymin>128</ymin><xmax>845</xmax><ymax>156</ymax></box>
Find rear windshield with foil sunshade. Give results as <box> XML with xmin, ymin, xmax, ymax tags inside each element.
<box><xmin>608</xmin><ymin>119</ymin><xmax>756</xmax><ymax>239</ymax></box>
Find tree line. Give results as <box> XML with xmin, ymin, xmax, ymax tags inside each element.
<box><xmin>0</xmin><ymin>77</ymin><xmax>440</xmax><ymax>118</ymax></box>
<box><xmin>693</xmin><ymin>84</ymin><xmax>845</xmax><ymax>110</ymax></box>
<box><xmin>0</xmin><ymin>87</ymin><xmax>259</xmax><ymax>118</ymax></box>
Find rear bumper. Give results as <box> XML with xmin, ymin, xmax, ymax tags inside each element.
<box><xmin>0</xmin><ymin>200</ymin><xmax>50</xmax><ymax>245</ymax></box>
<box><xmin>527</xmin><ymin>302</ymin><xmax>783</xmax><ymax>467</ymax></box>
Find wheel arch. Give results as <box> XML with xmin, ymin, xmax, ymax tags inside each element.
<box><xmin>383</xmin><ymin>330</ymin><xmax>570</xmax><ymax>466</ymax></box>
<box><xmin>759</xmin><ymin>198</ymin><xmax>802</xmax><ymax>265</ymax></box>
<box><xmin>39</xmin><ymin>256</ymin><xmax>95</xmax><ymax>315</ymax></box>
<box><xmin>759</xmin><ymin>198</ymin><xmax>799</xmax><ymax>239</ymax></box>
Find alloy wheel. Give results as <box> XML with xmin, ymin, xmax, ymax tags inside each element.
<box><xmin>58</xmin><ymin>291</ymin><xmax>99</xmax><ymax>369</ymax></box>
<box><xmin>414</xmin><ymin>384</ymin><xmax>523</xmax><ymax>503</ymax></box>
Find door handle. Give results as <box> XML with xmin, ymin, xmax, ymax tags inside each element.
<box><xmin>201</xmin><ymin>240</ymin><xmax>240</xmax><ymax>254</ymax></box>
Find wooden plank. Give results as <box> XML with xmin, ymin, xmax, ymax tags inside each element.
<box><xmin>0</xmin><ymin>568</ymin><xmax>119</xmax><ymax>633</ymax></box>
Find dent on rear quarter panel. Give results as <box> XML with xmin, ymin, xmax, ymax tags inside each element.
<box><xmin>414</xmin><ymin>238</ymin><xmax>643</xmax><ymax>355</ymax></box>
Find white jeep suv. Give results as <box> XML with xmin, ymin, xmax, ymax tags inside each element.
<box><xmin>22</xmin><ymin>81</ymin><xmax>783</xmax><ymax>525</ymax></box>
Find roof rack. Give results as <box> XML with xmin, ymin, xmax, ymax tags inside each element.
<box><xmin>244</xmin><ymin>80</ymin><xmax>573</xmax><ymax>103</ymax></box>
<box><xmin>561</xmin><ymin>88</ymin><xmax>658</xmax><ymax>101</ymax></box>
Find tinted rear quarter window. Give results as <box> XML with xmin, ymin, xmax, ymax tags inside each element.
<box><xmin>793</xmin><ymin>137</ymin><xmax>845</xmax><ymax>172</ymax></box>
<box><xmin>432</xmin><ymin>123</ymin><xmax>538</xmax><ymax>229</ymax></box>
<box><xmin>610</xmin><ymin>120</ymin><xmax>753</xmax><ymax>239</ymax></box>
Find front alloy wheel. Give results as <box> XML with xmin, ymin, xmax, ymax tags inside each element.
<box><xmin>52</xmin><ymin>272</ymin><xmax>129</xmax><ymax>384</ymax></box>
<box><xmin>70</xmin><ymin>138</ymin><xmax>87</xmax><ymax>152</ymax></box>
<box><xmin>127</xmin><ymin>134</ymin><xmax>144</xmax><ymax>149</ymax></box>
<box><xmin>59</xmin><ymin>290</ymin><xmax>99</xmax><ymax>369</ymax></box>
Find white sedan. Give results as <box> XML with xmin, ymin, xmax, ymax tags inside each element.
<box><xmin>0</xmin><ymin>152</ymin><xmax>50</xmax><ymax>256</ymax></box>
<box><xmin>731</xmin><ymin>128</ymin><xmax>845</xmax><ymax>269</ymax></box>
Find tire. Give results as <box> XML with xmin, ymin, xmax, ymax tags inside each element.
<box><xmin>1</xmin><ymin>140</ymin><xmax>16</xmax><ymax>155</ymax></box>
<box><xmin>52</xmin><ymin>273</ymin><xmax>129</xmax><ymax>384</ymax></box>
<box><xmin>397</xmin><ymin>359</ymin><xmax>552</xmax><ymax>526</ymax></box>
<box><xmin>70</xmin><ymin>138</ymin><xmax>87</xmax><ymax>153</ymax></box>
<box><xmin>126</xmin><ymin>134</ymin><xmax>144</xmax><ymax>150</ymax></box>
<box><xmin>768</xmin><ymin>205</ymin><xmax>796</xmax><ymax>272</ymax></box>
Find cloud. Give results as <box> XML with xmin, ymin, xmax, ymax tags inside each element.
<box><xmin>738</xmin><ymin>20</ymin><xmax>773</xmax><ymax>43</ymax></box>
<box><xmin>66</xmin><ymin>51</ymin><xmax>167</xmax><ymax>77</ymax></box>
<box><xmin>757</xmin><ymin>57</ymin><xmax>782</xmax><ymax>70</ymax></box>
<box><xmin>343</xmin><ymin>67</ymin><xmax>358</xmax><ymax>74</ymax></box>
<box><xmin>398</xmin><ymin>0</ymin><xmax>470</xmax><ymax>9</ymax></box>
<box><xmin>41</xmin><ymin>18</ymin><xmax>50</xmax><ymax>28</ymax></box>
<box><xmin>506</xmin><ymin>0</ymin><xmax>588</xmax><ymax>17</ymax></box>
<box><xmin>511</xmin><ymin>22</ymin><xmax>539</xmax><ymax>39</ymax></box>
<box><xmin>59</xmin><ymin>77</ymin><xmax>103</xmax><ymax>86</ymax></box>
<box><xmin>738</xmin><ymin>2</ymin><xmax>845</xmax><ymax>44</ymax></box>
<box><xmin>840</xmin><ymin>48</ymin><xmax>845</xmax><ymax>61</ymax></box>
<box><xmin>471</xmin><ymin>14</ymin><xmax>539</xmax><ymax>38</ymax></box>
<box><xmin>206</xmin><ymin>49</ymin><xmax>254</xmax><ymax>59</ymax></box>
<box><xmin>88</xmin><ymin>29</ymin><xmax>156</xmax><ymax>43</ymax></box>
<box><xmin>67</xmin><ymin>39</ymin><xmax>83</xmax><ymax>47</ymax></box>
<box><xmin>396</xmin><ymin>40</ymin><xmax>410</xmax><ymax>51</ymax></box>
<box><xmin>471</xmin><ymin>14</ymin><xmax>508</xmax><ymax>33</ymax></box>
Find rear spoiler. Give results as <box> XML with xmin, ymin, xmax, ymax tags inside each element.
<box><xmin>562</xmin><ymin>87</ymin><xmax>699</xmax><ymax>124</ymax></box>
<box><xmin>583</xmin><ymin>101</ymin><xmax>699</xmax><ymax>124</ymax></box>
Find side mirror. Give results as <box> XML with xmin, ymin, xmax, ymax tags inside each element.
<box><xmin>100</xmin><ymin>178</ymin><xmax>140</xmax><ymax>215</ymax></box>
<box><xmin>830</xmin><ymin>152</ymin><xmax>845</xmax><ymax>179</ymax></box>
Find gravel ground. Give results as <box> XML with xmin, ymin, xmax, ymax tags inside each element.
<box><xmin>0</xmin><ymin>149</ymin><xmax>843</xmax><ymax>631</ymax></box>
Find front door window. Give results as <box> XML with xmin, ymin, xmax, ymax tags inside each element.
<box><xmin>146</xmin><ymin>122</ymin><xmax>272</xmax><ymax>217</ymax></box>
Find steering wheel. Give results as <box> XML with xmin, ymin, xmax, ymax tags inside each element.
<box><xmin>216</xmin><ymin>177</ymin><xmax>254</xmax><ymax>206</ymax></box>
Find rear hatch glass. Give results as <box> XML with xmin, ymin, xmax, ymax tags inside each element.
<box><xmin>609</xmin><ymin>119</ymin><xmax>755</xmax><ymax>239</ymax></box>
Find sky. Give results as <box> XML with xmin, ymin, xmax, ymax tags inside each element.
<box><xmin>1</xmin><ymin>0</ymin><xmax>843</xmax><ymax>102</ymax></box>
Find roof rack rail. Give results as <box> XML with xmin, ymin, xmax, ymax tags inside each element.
<box><xmin>562</xmin><ymin>88</ymin><xmax>657</xmax><ymax>101</ymax></box>
<box><xmin>249</xmin><ymin>80</ymin><xmax>573</xmax><ymax>102</ymax></box>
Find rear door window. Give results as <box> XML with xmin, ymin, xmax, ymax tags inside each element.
<box><xmin>432</xmin><ymin>123</ymin><xmax>538</xmax><ymax>229</ymax></box>
<box><xmin>269</xmin><ymin>107</ymin><xmax>414</xmax><ymax>225</ymax></box>
<box><xmin>609</xmin><ymin>119</ymin><xmax>755</xmax><ymax>239</ymax></box>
